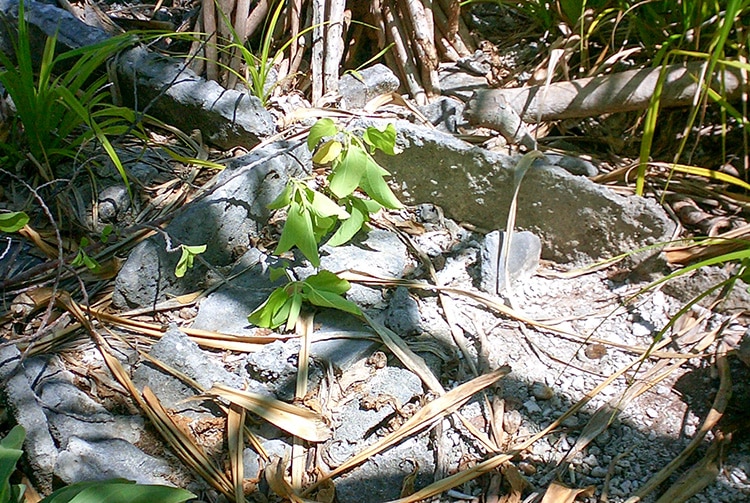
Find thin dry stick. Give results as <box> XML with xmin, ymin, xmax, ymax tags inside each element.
<box><xmin>323</xmin><ymin>0</ymin><xmax>346</xmax><ymax>95</ymax></box>
<box><xmin>370</xmin><ymin>0</ymin><xmax>401</xmax><ymax>83</ymax></box>
<box><xmin>202</xmin><ymin>0</ymin><xmax>219</xmax><ymax>81</ymax></box>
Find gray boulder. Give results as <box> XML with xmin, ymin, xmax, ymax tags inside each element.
<box><xmin>0</xmin><ymin>0</ymin><xmax>109</xmax><ymax>60</ymax></box>
<box><xmin>363</xmin><ymin>119</ymin><xmax>674</xmax><ymax>265</ymax></box>
<box><xmin>115</xmin><ymin>47</ymin><xmax>275</xmax><ymax>150</ymax></box>
<box><xmin>338</xmin><ymin>64</ymin><xmax>400</xmax><ymax>109</ymax></box>
<box><xmin>113</xmin><ymin>140</ymin><xmax>309</xmax><ymax>309</ymax></box>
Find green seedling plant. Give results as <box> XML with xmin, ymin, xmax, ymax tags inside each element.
<box><xmin>216</xmin><ymin>0</ymin><xmax>322</xmax><ymax>105</ymax></box>
<box><xmin>70</xmin><ymin>237</ymin><xmax>100</xmax><ymax>272</ymax></box>
<box><xmin>0</xmin><ymin>426</ymin><xmax>195</xmax><ymax>503</ymax></box>
<box><xmin>174</xmin><ymin>244</ymin><xmax>207</xmax><ymax>278</ymax></box>
<box><xmin>0</xmin><ymin>0</ymin><xmax>139</xmax><ymax>187</ymax></box>
<box><xmin>248</xmin><ymin>119</ymin><xmax>402</xmax><ymax>329</ymax></box>
<box><xmin>0</xmin><ymin>212</ymin><xmax>29</xmax><ymax>234</ymax></box>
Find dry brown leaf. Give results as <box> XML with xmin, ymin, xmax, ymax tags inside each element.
<box><xmin>228</xmin><ymin>402</ymin><xmax>246</xmax><ymax>503</ymax></box>
<box><xmin>400</xmin><ymin>460</ymin><xmax>420</xmax><ymax>498</ymax></box>
<box><xmin>498</xmin><ymin>464</ymin><xmax>529</xmax><ymax>503</ymax></box>
<box><xmin>265</xmin><ymin>457</ymin><xmax>306</xmax><ymax>503</ymax></box>
<box><xmin>540</xmin><ymin>481</ymin><xmax>595</xmax><ymax>503</ymax></box>
<box><xmin>314</xmin><ymin>477</ymin><xmax>336</xmax><ymax>503</ymax></box>
<box><xmin>143</xmin><ymin>387</ymin><xmax>234</xmax><ymax>496</ymax></box>
<box><xmin>207</xmin><ymin>384</ymin><xmax>331</xmax><ymax>442</ymax></box>
<box><xmin>654</xmin><ymin>434</ymin><xmax>724</xmax><ymax>503</ymax></box>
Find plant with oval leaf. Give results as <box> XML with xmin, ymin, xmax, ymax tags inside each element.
<box><xmin>248</xmin><ymin>118</ymin><xmax>402</xmax><ymax>329</ymax></box>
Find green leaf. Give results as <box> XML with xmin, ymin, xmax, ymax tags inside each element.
<box><xmin>303</xmin><ymin>285</ymin><xmax>362</xmax><ymax>316</ymax></box>
<box><xmin>175</xmin><ymin>244</ymin><xmax>207</xmax><ymax>278</ymax></box>
<box><xmin>275</xmin><ymin>201</ymin><xmax>320</xmax><ymax>266</ymax></box>
<box><xmin>312</xmin><ymin>214</ymin><xmax>337</xmax><ymax>242</ymax></box>
<box><xmin>326</xmin><ymin>202</ymin><xmax>366</xmax><ymax>247</ymax></box>
<box><xmin>270</xmin><ymin>296</ymin><xmax>295</xmax><ymax>328</ymax></box>
<box><xmin>312</xmin><ymin>139</ymin><xmax>343</xmax><ymax>165</ymax></box>
<box><xmin>329</xmin><ymin>145</ymin><xmax>367</xmax><ymax>198</ymax></box>
<box><xmin>0</xmin><ymin>212</ymin><xmax>29</xmax><ymax>233</ymax></box>
<box><xmin>248</xmin><ymin>287</ymin><xmax>292</xmax><ymax>328</ymax></box>
<box><xmin>303</xmin><ymin>270</ymin><xmax>352</xmax><ymax>295</ymax></box>
<box><xmin>269</xmin><ymin>265</ymin><xmax>290</xmax><ymax>282</ymax></box>
<box><xmin>311</xmin><ymin>190</ymin><xmax>349</xmax><ymax>219</ymax></box>
<box><xmin>307</xmin><ymin>118</ymin><xmax>338</xmax><ymax>151</ymax></box>
<box><xmin>39</xmin><ymin>479</ymin><xmax>195</xmax><ymax>503</ymax></box>
<box><xmin>360</xmin><ymin>165</ymin><xmax>403</xmax><ymax>209</ymax></box>
<box><xmin>100</xmin><ymin>224</ymin><xmax>114</xmax><ymax>243</ymax></box>
<box><xmin>0</xmin><ymin>425</ymin><xmax>25</xmax><ymax>503</ymax></box>
<box><xmin>268</xmin><ymin>182</ymin><xmax>294</xmax><ymax>210</ymax></box>
<box><xmin>285</xmin><ymin>293</ymin><xmax>303</xmax><ymax>331</ymax></box>
<box><xmin>362</xmin><ymin>123</ymin><xmax>401</xmax><ymax>155</ymax></box>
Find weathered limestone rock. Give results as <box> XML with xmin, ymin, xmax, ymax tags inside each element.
<box><xmin>115</xmin><ymin>47</ymin><xmax>275</xmax><ymax>150</ymax></box>
<box><xmin>0</xmin><ymin>0</ymin><xmax>109</xmax><ymax>59</ymax></box>
<box><xmin>338</xmin><ymin>63</ymin><xmax>400</xmax><ymax>109</ymax></box>
<box><xmin>113</xmin><ymin>140</ymin><xmax>308</xmax><ymax>309</ymax></box>
<box><xmin>361</xmin><ymin>119</ymin><xmax>674</xmax><ymax>265</ymax></box>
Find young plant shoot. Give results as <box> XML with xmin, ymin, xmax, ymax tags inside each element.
<box><xmin>248</xmin><ymin>119</ymin><xmax>402</xmax><ymax>329</ymax></box>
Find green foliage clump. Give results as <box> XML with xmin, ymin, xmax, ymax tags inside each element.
<box><xmin>0</xmin><ymin>0</ymin><xmax>139</xmax><ymax>186</ymax></box>
<box><xmin>248</xmin><ymin>118</ymin><xmax>402</xmax><ymax>329</ymax></box>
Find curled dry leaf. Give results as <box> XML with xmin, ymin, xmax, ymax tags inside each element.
<box><xmin>540</xmin><ymin>480</ymin><xmax>595</xmax><ymax>503</ymax></box>
<box><xmin>206</xmin><ymin>384</ymin><xmax>331</xmax><ymax>442</ymax></box>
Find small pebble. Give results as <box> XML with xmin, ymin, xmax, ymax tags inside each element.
<box><xmin>584</xmin><ymin>343</ymin><xmax>607</xmax><ymax>359</ymax></box>
<box><xmin>503</xmin><ymin>410</ymin><xmax>522</xmax><ymax>435</ymax></box>
<box><xmin>531</xmin><ymin>382</ymin><xmax>554</xmax><ymax>400</ymax></box>
<box><xmin>561</xmin><ymin>415</ymin><xmax>579</xmax><ymax>428</ymax></box>
<box><xmin>571</xmin><ymin>375</ymin><xmax>586</xmax><ymax>391</ymax></box>
<box><xmin>646</xmin><ymin>407</ymin><xmax>659</xmax><ymax>419</ymax></box>
<box><xmin>583</xmin><ymin>454</ymin><xmax>599</xmax><ymax>466</ymax></box>
<box><xmin>523</xmin><ymin>399</ymin><xmax>541</xmax><ymax>414</ymax></box>
<box><xmin>518</xmin><ymin>461</ymin><xmax>536</xmax><ymax>475</ymax></box>
<box><xmin>590</xmin><ymin>466</ymin><xmax>609</xmax><ymax>478</ymax></box>
<box><xmin>632</xmin><ymin>321</ymin><xmax>652</xmax><ymax>337</ymax></box>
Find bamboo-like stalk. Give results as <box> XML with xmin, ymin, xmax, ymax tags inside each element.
<box><xmin>227</xmin><ymin>0</ymin><xmax>252</xmax><ymax>89</ymax></box>
<box><xmin>435</xmin><ymin>0</ymin><xmax>475</xmax><ymax>53</ymax></box>
<box><xmin>245</xmin><ymin>0</ymin><xmax>270</xmax><ymax>38</ymax></box>
<box><xmin>432</xmin><ymin>0</ymin><xmax>470</xmax><ymax>58</ymax></box>
<box><xmin>402</xmin><ymin>0</ymin><xmax>440</xmax><ymax>97</ymax></box>
<box><xmin>370</xmin><ymin>0</ymin><xmax>402</xmax><ymax>90</ymax></box>
<box><xmin>323</xmin><ymin>0</ymin><xmax>346</xmax><ymax>95</ymax></box>
<box><xmin>383</xmin><ymin>0</ymin><xmax>426</xmax><ymax>103</ymax></box>
<box><xmin>202</xmin><ymin>0</ymin><xmax>219</xmax><ymax>81</ymax></box>
<box><xmin>311</xmin><ymin>0</ymin><xmax>326</xmax><ymax>103</ymax></box>
<box><xmin>287</xmin><ymin>0</ymin><xmax>306</xmax><ymax>80</ymax></box>
<box><xmin>189</xmin><ymin>14</ymin><xmax>206</xmax><ymax>76</ymax></box>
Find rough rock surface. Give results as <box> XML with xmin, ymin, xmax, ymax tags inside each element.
<box><xmin>113</xmin><ymin>139</ymin><xmax>309</xmax><ymax>308</ymax></box>
<box><xmin>0</xmin><ymin>0</ymin><xmax>109</xmax><ymax>59</ymax></box>
<box><xmin>338</xmin><ymin>63</ymin><xmax>400</xmax><ymax>109</ymax></box>
<box><xmin>364</xmin><ymin>119</ymin><xmax>675</xmax><ymax>265</ymax></box>
<box><xmin>0</xmin><ymin>346</ymin><xmax>169</xmax><ymax>491</ymax></box>
<box><xmin>115</xmin><ymin>47</ymin><xmax>275</xmax><ymax>150</ymax></box>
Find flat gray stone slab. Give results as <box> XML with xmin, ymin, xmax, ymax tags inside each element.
<box><xmin>364</xmin><ymin>119</ymin><xmax>675</xmax><ymax>265</ymax></box>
